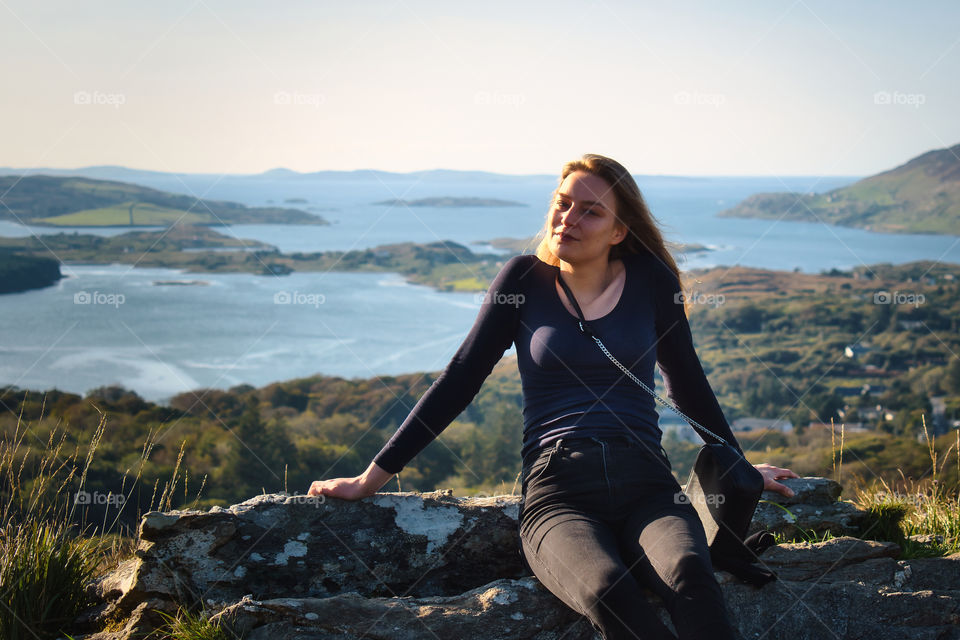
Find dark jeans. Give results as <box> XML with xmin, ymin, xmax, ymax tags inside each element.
<box><xmin>518</xmin><ymin>436</ymin><xmax>737</xmax><ymax>640</ymax></box>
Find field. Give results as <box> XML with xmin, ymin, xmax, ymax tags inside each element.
<box><xmin>36</xmin><ymin>201</ymin><xmax>215</xmax><ymax>226</ymax></box>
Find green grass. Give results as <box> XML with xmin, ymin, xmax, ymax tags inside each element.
<box><xmin>842</xmin><ymin>417</ymin><xmax>960</xmax><ymax>558</ymax></box>
<box><xmin>0</xmin><ymin>520</ymin><xmax>100</xmax><ymax>639</ymax></box>
<box><xmin>158</xmin><ymin>608</ymin><xmax>236</xmax><ymax>640</ymax></box>
<box><xmin>0</xmin><ymin>413</ymin><xmax>107</xmax><ymax>639</ymax></box>
<box><xmin>0</xmin><ymin>397</ymin><xmax>198</xmax><ymax>638</ymax></box>
<box><xmin>36</xmin><ymin>201</ymin><xmax>214</xmax><ymax>226</ymax></box>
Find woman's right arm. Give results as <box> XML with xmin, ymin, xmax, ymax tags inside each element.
<box><xmin>307</xmin><ymin>461</ymin><xmax>393</xmax><ymax>499</ymax></box>
<box><xmin>306</xmin><ymin>255</ymin><xmax>532</xmax><ymax>500</ymax></box>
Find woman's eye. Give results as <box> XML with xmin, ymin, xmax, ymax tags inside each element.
<box><xmin>554</xmin><ymin>199</ymin><xmax>570</xmax><ymax>210</ymax></box>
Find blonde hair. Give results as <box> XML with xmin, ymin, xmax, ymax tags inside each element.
<box><xmin>533</xmin><ymin>153</ymin><xmax>689</xmax><ymax>313</ymax></box>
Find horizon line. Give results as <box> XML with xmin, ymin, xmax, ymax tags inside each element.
<box><xmin>0</xmin><ymin>164</ymin><xmax>865</xmax><ymax>180</ymax></box>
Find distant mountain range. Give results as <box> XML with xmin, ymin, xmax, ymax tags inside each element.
<box><xmin>0</xmin><ymin>175</ymin><xmax>327</xmax><ymax>227</ymax></box>
<box><xmin>0</xmin><ymin>165</ymin><xmax>709</xmax><ymax>184</ymax></box>
<box><xmin>0</xmin><ymin>165</ymin><xmax>557</xmax><ymax>183</ymax></box>
<box><xmin>719</xmin><ymin>143</ymin><xmax>960</xmax><ymax>235</ymax></box>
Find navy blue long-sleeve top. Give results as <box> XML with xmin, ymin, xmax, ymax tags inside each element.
<box><xmin>372</xmin><ymin>251</ymin><xmax>741</xmax><ymax>474</ymax></box>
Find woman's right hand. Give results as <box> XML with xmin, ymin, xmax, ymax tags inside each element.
<box><xmin>307</xmin><ymin>462</ymin><xmax>394</xmax><ymax>501</ymax></box>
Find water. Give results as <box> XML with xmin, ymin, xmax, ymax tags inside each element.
<box><xmin>1</xmin><ymin>266</ymin><xmax>486</xmax><ymax>402</ymax></box>
<box><xmin>2</xmin><ymin>172</ymin><xmax>958</xmax><ymax>402</ymax></box>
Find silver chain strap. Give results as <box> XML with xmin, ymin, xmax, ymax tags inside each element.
<box><xmin>557</xmin><ymin>272</ymin><xmax>729</xmax><ymax>446</ymax></box>
<box><xmin>587</xmin><ymin>332</ymin><xmax>728</xmax><ymax>445</ymax></box>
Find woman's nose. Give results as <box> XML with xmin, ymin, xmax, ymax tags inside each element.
<box><xmin>558</xmin><ymin>205</ymin><xmax>579</xmax><ymax>227</ymax></box>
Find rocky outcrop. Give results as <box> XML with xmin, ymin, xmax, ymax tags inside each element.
<box><xmin>750</xmin><ymin>476</ymin><xmax>869</xmax><ymax>538</ymax></box>
<box><xmin>82</xmin><ymin>478</ymin><xmax>960</xmax><ymax>640</ymax></box>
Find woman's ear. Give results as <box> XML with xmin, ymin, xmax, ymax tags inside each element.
<box><xmin>611</xmin><ymin>223</ymin><xmax>627</xmax><ymax>245</ymax></box>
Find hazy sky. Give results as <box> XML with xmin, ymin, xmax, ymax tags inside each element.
<box><xmin>2</xmin><ymin>0</ymin><xmax>958</xmax><ymax>176</ymax></box>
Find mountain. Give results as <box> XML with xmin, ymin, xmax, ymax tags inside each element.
<box><xmin>0</xmin><ymin>175</ymin><xmax>328</xmax><ymax>227</ymax></box>
<box><xmin>718</xmin><ymin>143</ymin><xmax>960</xmax><ymax>235</ymax></box>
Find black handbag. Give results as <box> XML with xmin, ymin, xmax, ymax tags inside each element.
<box><xmin>685</xmin><ymin>444</ymin><xmax>776</xmax><ymax>585</ymax></box>
<box><xmin>557</xmin><ymin>273</ymin><xmax>776</xmax><ymax>587</ymax></box>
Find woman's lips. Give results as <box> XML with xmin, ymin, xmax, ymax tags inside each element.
<box><xmin>555</xmin><ymin>231</ymin><xmax>577</xmax><ymax>242</ymax></box>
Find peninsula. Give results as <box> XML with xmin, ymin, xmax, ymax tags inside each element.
<box><xmin>0</xmin><ymin>251</ymin><xmax>61</xmax><ymax>293</ymax></box>
<box><xmin>719</xmin><ymin>142</ymin><xmax>960</xmax><ymax>235</ymax></box>
<box><xmin>0</xmin><ymin>175</ymin><xmax>328</xmax><ymax>227</ymax></box>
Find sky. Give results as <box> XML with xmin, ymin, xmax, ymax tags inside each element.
<box><xmin>1</xmin><ymin>0</ymin><xmax>959</xmax><ymax>176</ymax></box>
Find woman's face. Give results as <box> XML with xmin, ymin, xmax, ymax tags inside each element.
<box><xmin>546</xmin><ymin>170</ymin><xmax>625</xmax><ymax>266</ymax></box>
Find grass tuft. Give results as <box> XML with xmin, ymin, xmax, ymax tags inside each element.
<box><xmin>157</xmin><ymin>608</ymin><xmax>236</xmax><ymax>640</ymax></box>
<box><xmin>0</xmin><ymin>403</ymin><xmax>104</xmax><ymax>639</ymax></box>
<box><xmin>843</xmin><ymin>415</ymin><xmax>960</xmax><ymax>558</ymax></box>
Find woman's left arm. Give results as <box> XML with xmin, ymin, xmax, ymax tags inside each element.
<box><xmin>650</xmin><ymin>258</ymin><xmax>799</xmax><ymax>497</ymax></box>
<box><xmin>651</xmin><ymin>259</ymin><xmax>741</xmax><ymax>452</ymax></box>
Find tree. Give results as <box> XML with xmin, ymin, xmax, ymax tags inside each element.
<box><xmin>222</xmin><ymin>397</ymin><xmax>296</xmax><ymax>498</ymax></box>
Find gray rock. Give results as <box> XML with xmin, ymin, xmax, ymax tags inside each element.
<box><xmin>755</xmin><ymin>536</ymin><xmax>900</xmax><ymax>582</ymax></box>
<box><xmin>82</xmin><ymin>481</ymin><xmax>960</xmax><ymax>640</ymax></box>
<box><xmin>210</xmin><ymin>578</ymin><xmax>601</xmax><ymax>640</ymax></box>
<box><xmin>749</xmin><ymin>477</ymin><xmax>869</xmax><ymax>538</ymax></box>
<box><xmin>128</xmin><ymin>491</ymin><xmax>524</xmax><ymax>607</ymax></box>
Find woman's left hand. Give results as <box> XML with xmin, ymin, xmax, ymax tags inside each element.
<box><xmin>753</xmin><ymin>463</ymin><xmax>800</xmax><ymax>498</ymax></box>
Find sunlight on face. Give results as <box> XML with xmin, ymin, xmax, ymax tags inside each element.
<box><xmin>547</xmin><ymin>171</ymin><xmax>625</xmax><ymax>267</ymax></box>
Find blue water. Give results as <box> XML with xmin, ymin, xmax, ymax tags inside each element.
<box><xmin>2</xmin><ymin>172</ymin><xmax>958</xmax><ymax>402</ymax></box>
<box><xmin>0</xmin><ymin>266</ymin><xmax>485</xmax><ymax>402</ymax></box>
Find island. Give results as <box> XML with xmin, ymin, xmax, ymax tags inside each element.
<box><xmin>373</xmin><ymin>197</ymin><xmax>526</xmax><ymax>207</ymax></box>
<box><xmin>0</xmin><ymin>175</ymin><xmax>329</xmax><ymax>227</ymax></box>
<box><xmin>718</xmin><ymin>142</ymin><xmax>960</xmax><ymax>235</ymax></box>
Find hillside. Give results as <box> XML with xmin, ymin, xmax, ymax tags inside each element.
<box><xmin>719</xmin><ymin>143</ymin><xmax>960</xmax><ymax>235</ymax></box>
<box><xmin>0</xmin><ymin>175</ymin><xmax>328</xmax><ymax>226</ymax></box>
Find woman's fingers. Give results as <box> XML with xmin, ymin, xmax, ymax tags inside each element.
<box><xmin>307</xmin><ymin>476</ymin><xmax>370</xmax><ymax>500</ymax></box>
<box><xmin>753</xmin><ymin>463</ymin><xmax>800</xmax><ymax>497</ymax></box>
<box><xmin>767</xmin><ymin>480</ymin><xmax>795</xmax><ymax>498</ymax></box>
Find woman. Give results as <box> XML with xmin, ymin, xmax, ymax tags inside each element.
<box><xmin>309</xmin><ymin>154</ymin><xmax>798</xmax><ymax>640</ymax></box>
